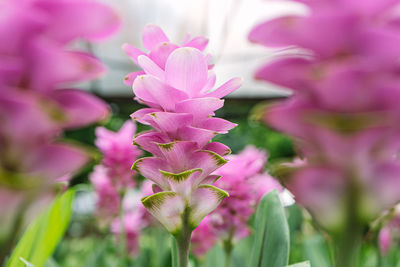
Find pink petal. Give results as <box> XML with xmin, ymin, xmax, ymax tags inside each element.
<box><xmin>189</xmin><ymin>150</ymin><xmax>227</xmax><ymax>182</ymax></box>
<box><xmin>133</xmin><ymin>75</ymin><xmax>188</xmax><ymax>111</ymax></box>
<box><xmin>178</xmin><ymin>126</ymin><xmax>217</xmax><ymax>147</ymax></box>
<box><xmin>144</xmin><ymin>112</ymin><xmax>193</xmax><ymax>135</ymax></box>
<box><xmin>183</xmin><ymin>36</ymin><xmax>209</xmax><ymax>51</ymax></box>
<box><xmin>50</xmin><ymin>89</ymin><xmax>110</xmax><ymax>128</ymax></box>
<box><xmin>156</xmin><ymin>141</ymin><xmax>198</xmax><ymax>171</ymax></box>
<box><xmin>165</xmin><ymin>47</ymin><xmax>208</xmax><ymax>97</ymax></box>
<box><xmin>198</xmin><ymin>118</ymin><xmax>237</xmax><ymax>133</ymax></box>
<box><xmin>123</xmin><ymin>43</ymin><xmax>145</xmax><ymax>65</ymax></box>
<box><xmin>205</xmin><ymin>77</ymin><xmax>242</xmax><ymax>98</ymax></box>
<box><xmin>133</xmin><ymin>131</ymin><xmax>168</xmax><ymax>156</ymax></box>
<box><xmin>204</xmin><ymin>142</ymin><xmax>231</xmax><ymax>156</ymax></box>
<box><xmin>141</xmin><ymin>191</ymin><xmax>184</xmax><ymax>233</ymax></box>
<box><xmin>130</xmin><ymin>108</ymin><xmax>160</xmax><ymax>125</ymax></box>
<box><xmin>38</xmin><ymin>0</ymin><xmax>120</xmax><ymax>43</ymax></box>
<box><xmin>255</xmin><ymin>58</ymin><xmax>313</xmax><ymax>90</ymax></box>
<box><xmin>149</xmin><ymin>42</ymin><xmax>180</xmax><ymax>69</ymax></box>
<box><xmin>124</xmin><ymin>71</ymin><xmax>145</xmax><ymax>86</ymax></box>
<box><xmin>137</xmin><ymin>55</ymin><xmax>165</xmax><ymax>80</ymax></box>
<box><xmin>248</xmin><ymin>16</ymin><xmax>303</xmax><ymax>47</ymax></box>
<box><xmin>24</xmin><ymin>143</ymin><xmax>89</xmax><ymax>181</ymax></box>
<box><xmin>175</xmin><ymin>97</ymin><xmax>224</xmax><ymax>123</ymax></box>
<box><xmin>189</xmin><ymin>185</ymin><xmax>228</xmax><ymax>227</ymax></box>
<box><xmin>132</xmin><ymin>157</ymin><xmax>170</xmax><ymax>190</ymax></box>
<box><xmin>142</xmin><ymin>24</ymin><xmax>170</xmax><ymax>51</ymax></box>
<box><xmin>200</xmin><ymin>71</ymin><xmax>217</xmax><ymax>94</ymax></box>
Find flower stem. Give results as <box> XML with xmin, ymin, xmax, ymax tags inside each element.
<box><xmin>223</xmin><ymin>228</ymin><xmax>234</xmax><ymax>267</ymax></box>
<box><xmin>175</xmin><ymin>208</ymin><xmax>193</xmax><ymax>267</ymax></box>
<box><xmin>334</xmin><ymin>173</ymin><xmax>363</xmax><ymax>267</ymax></box>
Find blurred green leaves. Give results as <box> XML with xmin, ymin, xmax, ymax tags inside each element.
<box><xmin>250</xmin><ymin>190</ymin><xmax>290</xmax><ymax>267</ymax></box>
<box><xmin>7</xmin><ymin>189</ymin><xmax>75</xmax><ymax>267</ymax></box>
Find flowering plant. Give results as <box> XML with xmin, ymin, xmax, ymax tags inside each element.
<box><xmin>125</xmin><ymin>25</ymin><xmax>242</xmax><ymax>266</ymax></box>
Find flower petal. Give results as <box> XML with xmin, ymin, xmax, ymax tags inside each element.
<box><xmin>165</xmin><ymin>47</ymin><xmax>208</xmax><ymax>97</ymax></box>
<box><xmin>204</xmin><ymin>142</ymin><xmax>231</xmax><ymax>156</ymax></box>
<box><xmin>123</xmin><ymin>43</ymin><xmax>145</xmax><ymax>65</ymax></box>
<box><xmin>205</xmin><ymin>77</ymin><xmax>242</xmax><ymax>98</ymax></box>
<box><xmin>144</xmin><ymin>112</ymin><xmax>193</xmax><ymax>135</ymax></box>
<box><xmin>50</xmin><ymin>89</ymin><xmax>110</xmax><ymax>128</ymax></box>
<box><xmin>175</xmin><ymin>97</ymin><xmax>224</xmax><ymax>123</ymax></box>
<box><xmin>141</xmin><ymin>191</ymin><xmax>184</xmax><ymax>234</ymax></box>
<box><xmin>133</xmin><ymin>75</ymin><xmax>188</xmax><ymax>111</ymax></box>
<box><xmin>132</xmin><ymin>157</ymin><xmax>170</xmax><ymax>190</ymax></box>
<box><xmin>189</xmin><ymin>185</ymin><xmax>229</xmax><ymax>227</ymax></box>
<box><xmin>142</xmin><ymin>24</ymin><xmax>170</xmax><ymax>51</ymax></box>
<box><xmin>137</xmin><ymin>55</ymin><xmax>165</xmax><ymax>80</ymax></box>
<box><xmin>149</xmin><ymin>42</ymin><xmax>179</xmax><ymax>69</ymax></box>
<box><xmin>198</xmin><ymin>118</ymin><xmax>237</xmax><ymax>133</ymax></box>
<box><xmin>124</xmin><ymin>71</ymin><xmax>145</xmax><ymax>86</ymax></box>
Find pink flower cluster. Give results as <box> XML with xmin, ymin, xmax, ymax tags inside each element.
<box><xmin>90</xmin><ymin>121</ymin><xmax>148</xmax><ymax>255</ymax></box>
<box><xmin>125</xmin><ymin>25</ymin><xmax>242</xmax><ymax>234</ymax></box>
<box><xmin>0</xmin><ymin>0</ymin><xmax>119</xmax><ymax>236</ymax></box>
<box><xmin>249</xmin><ymin>0</ymin><xmax>400</xmax><ymax>229</ymax></box>
<box><xmin>110</xmin><ymin>181</ymin><xmax>154</xmax><ymax>256</ymax></box>
<box><xmin>90</xmin><ymin>121</ymin><xmax>141</xmax><ymax>219</ymax></box>
<box><xmin>191</xmin><ymin>146</ymin><xmax>282</xmax><ymax>256</ymax></box>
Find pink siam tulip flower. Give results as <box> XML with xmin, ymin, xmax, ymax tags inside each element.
<box><xmin>95</xmin><ymin>121</ymin><xmax>142</xmax><ymax>189</ymax></box>
<box><xmin>249</xmin><ymin>0</ymin><xmax>400</xmax><ymax>229</ymax></box>
<box><xmin>90</xmin><ymin>165</ymin><xmax>120</xmax><ymax>222</ymax></box>
<box><xmin>190</xmin><ymin>216</ymin><xmax>217</xmax><ymax>257</ymax></box>
<box><xmin>0</xmin><ymin>0</ymin><xmax>120</xmax><ymax>260</ymax></box>
<box><xmin>90</xmin><ymin>121</ymin><xmax>142</xmax><ymax>222</ymax></box>
<box><xmin>125</xmin><ymin>25</ymin><xmax>241</xmax><ymax>266</ymax></box>
<box><xmin>110</xmin><ymin>181</ymin><xmax>155</xmax><ymax>256</ymax></box>
<box><xmin>191</xmin><ymin>146</ymin><xmax>283</xmax><ymax>256</ymax></box>
<box><xmin>250</xmin><ymin>0</ymin><xmax>400</xmax><ymax>265</ymax></box>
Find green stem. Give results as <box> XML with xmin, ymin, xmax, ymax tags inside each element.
<box><xmin>334</xmin><ymin>173</ymin><xmax>363</xmax><ymax>267</ymax></box>
<box><xmin>222</xmin><ymin>228</ymin><xmax>234</xmax><ymax>267</ymax></box>
<box><xmin>175</xmin><ymin>208</ymin><xmax>193</xmax><ymax>267</ymax></box>
<box><xmin>118</xmin><ymin>191</ymin><xmax>129</xmax><ymax>267</ymax></box>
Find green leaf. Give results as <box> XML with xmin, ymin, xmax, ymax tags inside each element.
<box><xmin>7</xmin><ymin>189</ymin><xmax>75</xmax><ymax>267</ymax></box>
<box><xmin>250</xmin><ymin>190</ymin><xmax>290</xmax><ymax>267</ymax></box>
<box><xmin>286</xmin><ymin>261</ymin><xmax>311</xmax><ymax>267</ymax></box>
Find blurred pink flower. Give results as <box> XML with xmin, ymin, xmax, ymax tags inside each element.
<box><xmin>126</xmin><ymin>25</ymin><xmax>241</xmax><ymax>235</ymax></box>
<box><xmin>95</xmin><ymin>120</ymin><xmax>142</xmax><ymax>189</ymax></box>
<box><xmin>0</xmin><ymin>0</ymin><xmax>120</xmax><ymax>185</ymax></box>
<box><xmin>191</xmin><ymin>146</ymin><xmax>283</xmax><ymax>256</ymax></box>
<box><xmin>0</xmin><ymin>0</ymin><xmax>120</xmax><ymax>255</ymax></box>
<box><xmin>90</xmin><ymin>121</ymin><xmax>142</xmax><ymax>223</ymax></box>
<box><xmin>190</xmin><ymin>216</ymin><xmax>217</xmax><ymax>257</ymax></box>
<box><xmin>249</xmin><ymin>0</ymin><xmax>400</xmax><ymax>230</ymax></box>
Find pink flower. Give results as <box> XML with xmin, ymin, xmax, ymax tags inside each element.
<box><xmin>90</xmin><ymin>120</ymin><xmax>142</xmax><ymax>222</ymax></box>
<box><xmin>191</xmin><ymin>146</ymin><xmax>283</xmax><ymax>255</ymax></box>
<box><xmin>249</xmin><ymin>0</ymin><xmax>400</xmax><ymax>230</ymax></box>
<box><xmin>190</xmin><ymin>217</ymin><xmax>217</xmax><ymax>257</ymax></box>
<box><xmin>0</xmin><ymin>0</ymin><xmax>120</xmax><ymax>255</ymax></box>
<box><xmin>110</xmin><ymin>181</ymin><xmax>155</xmax><ymax>256</ymax></box>
<box><xmin>90</xmin><ymin>165</ymin><xmax>120</xmax><ymax>222</ymax></box>
<box><xmin>95</xmin><ymin>121</ymin><xmax>142</xmax><ymax>189</ymax></box>
<box><xmin>127</xmin><ymin>25</ymin><xmax>242</xmax><ymax>235</ymax></box>
<box><xmin>122</xmin><ymin>24</ymin><xmax>210</xmax><ymax>86</ymax></box>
